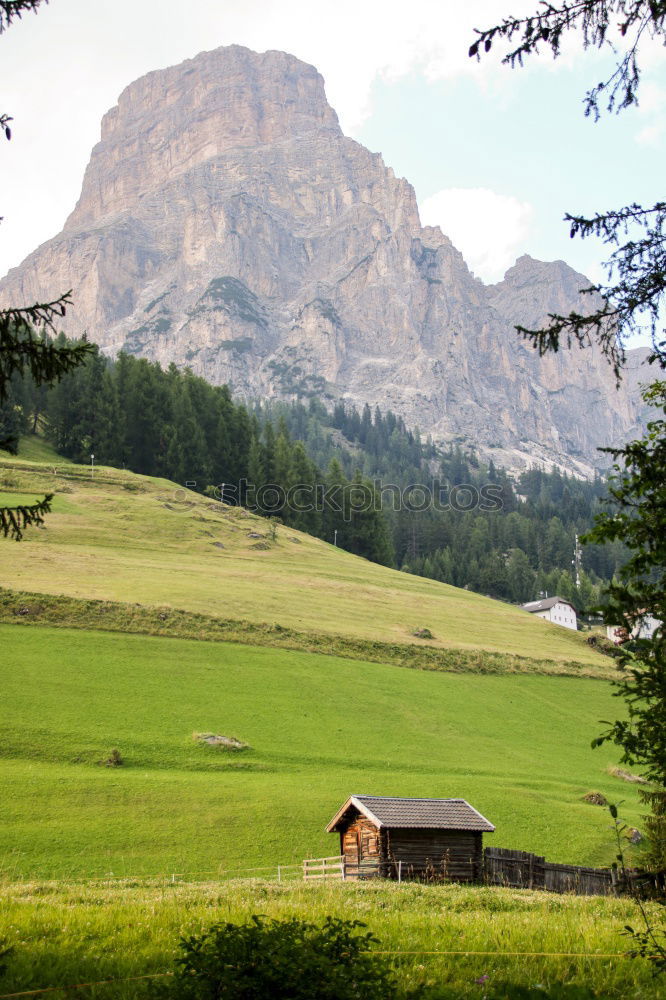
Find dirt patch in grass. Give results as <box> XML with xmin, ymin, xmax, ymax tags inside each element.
<box><xmin>193</xmin><ymin>733</ymin><xmax>250</xmax><ymax>750</ymax></box>
<box><xmin>608</xmin><ymin>765</ymin><xmax>648</xmax><ymax>784</ymax></box>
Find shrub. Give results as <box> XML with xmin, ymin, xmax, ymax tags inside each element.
<box><xmin>0</xmin><ymin>943</ymin><xmax>11</xmax><ymax>979</ymax></box>
<box><xmin>151</xmin><ymin>915</ymin><xmax>398</xmax><ymax>1000</ymax></box>
<box><xmin>413</xmin><ymin>627</ymin><xmax>434</xmax><ymax>640</ymax></box>
<box><xmin>99</xmin><ymin>748</ymin><xmax>123</xmax><ymax>767</ymax></box>
<box><xmin>582</xmin><ymin>791</ymin><xmax>608</xmax><ymax>806</ymax></box>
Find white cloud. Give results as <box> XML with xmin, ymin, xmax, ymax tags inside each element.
<box><xmin>636</xmin><ymin>122</ymin><xmax>665</xmax><ymax>145</ymax></box>
<box><xmin>419</xmin><ymin>187</ymin><xmax>534</xmax><ymax>283</ymax></box>
<box><xmin>634</xmin><ymin>80</ymin><xmax>666</xmax><ymax>145</ymax></box>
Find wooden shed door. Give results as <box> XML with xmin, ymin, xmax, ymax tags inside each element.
<box><xmin>342</xmin><ymin>827</ymin><xmax>359</xmax><ymax>865</ymax></box>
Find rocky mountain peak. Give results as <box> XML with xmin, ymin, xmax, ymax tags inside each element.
<box><xmin>66</xmin><ymin>45</ymin><xmax>342</xmax><ymax>230</ymax></box>
<box><xmin>0</xmin><ymin>45</ymin><xmax>644</xmax><ymax>476</ymax></box>
<box><xmin>488</xmin><ymin>255</ymin><xmax>601</xmax><ymax>332</ymax></box>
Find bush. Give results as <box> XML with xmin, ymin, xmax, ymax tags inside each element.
<box><xmin>99</xmin><ymin>748</ymin><xmax>123</xmax><ymax>767</ymax></box>
<box><xmin>413</xmin><ymin>627</ymin><xmax>434</xmax><ymax>640</ymax></box>
<box><xmin>151</xmin><ymin>915</ymin><xmax>398</xmax><ymax>999</ymax></box>
<box><xmin>421</xmin><ymin>986</ymin><xmax>599</xmax><ymax>999</ymax></box>
<box><xmin>0</xmin><ymin>943</ymin><xmax>11</xmax><ymax>979</ymax></box>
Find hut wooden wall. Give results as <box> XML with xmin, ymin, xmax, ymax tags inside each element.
<box><xmin>341</xmin><ymin>816</ymin><xmax>381</xmax><ymax>867</ymax></box>
<box><xmin>386</xmin><ymin>829</ymin><xmax>482</xmax><ymax>881</ymax></box>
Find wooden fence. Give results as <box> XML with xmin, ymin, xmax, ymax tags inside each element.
<box><xmin>484</xmin><ymin>846</ymin><xmax>661</xmax><ymax>896</ymax></box>
<box><xmin>483</xmin><ymin>848</ymin><xmax>548</xmax><ymax>890</ymax></box>
<box><xmin>302</xmin><ymin>855</ymin><xmax>346</xmax><ymax>880</ymax></box>
<box><xmin>303</xmin><ymin>857</ymin><xmax>405</xmax><ymax>881</ymax></box>
<box><xmin>303</xmin><ymin>847</ymin><xmax>662</xmax><ymax>896</ymax></box>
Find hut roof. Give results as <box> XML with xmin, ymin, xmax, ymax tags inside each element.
<box><xmin>326</xmin><ymin>795</ymin><xmax>495</xmax><ymax>833</ymax></box>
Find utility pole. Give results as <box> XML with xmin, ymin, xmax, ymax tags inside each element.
<box><xmin>572</xmin><ymin>533</ymin><xmax>582</xmax><ymax>588</ymax></box>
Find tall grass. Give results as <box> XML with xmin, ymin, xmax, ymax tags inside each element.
<box><xmin>0</xmin><ymin>879</ymin><xmax>660</xmax><ymax>998</ymax></box>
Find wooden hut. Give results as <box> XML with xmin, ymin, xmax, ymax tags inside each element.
<box><xmin>326</xmin><ymin>795</ymin><xmax>495</xmax><ymax>881</ymax></box>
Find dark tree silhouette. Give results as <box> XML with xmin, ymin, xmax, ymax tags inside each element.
<box><xmin>0</xmin><ymin>0</ymin><xmax>92</xmax><ymax>539</ymax></box>
<box><xmin>471</xmin><ymin>0</ymin><xmax>666</xmax><ymax>380</ymax></box>
<box><xmin>472</xmin><ymin>0</ymin><xmax>666</xmax><ymax>872</ymax></box>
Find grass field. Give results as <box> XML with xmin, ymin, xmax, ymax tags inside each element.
<box><xmin>0</xmin><ymin>587</ymin><xmax>616</xmax><ymax>678</ymax></box>
<box><xmin>0</xmin><ymin>624</ymin><xmax>642</xmax><ymax>878</ymax></box>
<box><xmin>1</xmin><ymin>439</ymin><xmax>654</xmax><ymax>1000</ymax></box>
<box><xmin>0</xmin><ymin>441</ymin><xmax>608</xmax><ymax>665</ymax></box>
<box><xmin>0</xmin><ymin>879</ymin><xmax>662</xmax><ymax>998</ymax></box>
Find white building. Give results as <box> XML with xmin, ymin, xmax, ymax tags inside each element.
<box><xmin>607</xmin><ymin>614</ymin><xmax>662</xmax><ymax>644</ymax></box>
<box><xmin>521</xmin><ymin>596</ymin><xmax>578</xmax><ymax>631</ymax></box>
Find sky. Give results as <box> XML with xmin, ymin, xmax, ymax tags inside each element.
<box><xmin>1</xmin><ymin>0</ymin><xmax>665</xmax><ymax>343</ymax></box>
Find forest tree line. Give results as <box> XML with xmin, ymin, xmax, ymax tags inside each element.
<box><xmin>259</xmin><ymin>397</ymin><xmax>626</xmax><ymax>609</ymax></box>
<box><xmin>1</xmin><ymin>344</ymin><xmax>394</xmax><ymax>565</ymax></box>
<box><xmin>1</xmin><ymin>341</ymin><xmax>626</xmax><ymax>610</ymax></box>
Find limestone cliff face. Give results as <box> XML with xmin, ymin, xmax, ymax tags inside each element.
<box><xmin>0</xmin><ymin>44</ymin><xmax>643</xmax><ymax>474</ymax></box>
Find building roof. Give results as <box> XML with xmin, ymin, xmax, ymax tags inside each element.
<box><xmin>521</xmin><ymin>596</ymin><xmax>576</xmax><ymax>614</ymax></box>
<box><xmin>326</xmin><ymin>795</ymin><xmax>495</xmax><ymax>833</ymax></box>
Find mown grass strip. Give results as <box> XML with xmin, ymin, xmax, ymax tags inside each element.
<box><xmin>0</xmin><ymin>587</ymin><xmax>614</xmax><ymax>679</ymax></box>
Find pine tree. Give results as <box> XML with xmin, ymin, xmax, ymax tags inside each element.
<box><xmin>289</xmin><ymin>442</ymin><xmax>321</xmax><ymax>536</ymax></box>
<box><xmin>166</xmin><ymin>380</ymin><xmax>209</xmax><ymax>485</ymax></box>
<box><xmin>246</xmin><ymin>435</ymin><xmax>266</xmax><ymax>510</ymax></box>
<box><xmin>0</xmin><ymin>1</ymin><xmax>93</xmax><ymax>539</ymax></box>
<box><xmin>475</xmin><ymin>0</ymin><xmax>666</xmax><ymax>873</ymax></box>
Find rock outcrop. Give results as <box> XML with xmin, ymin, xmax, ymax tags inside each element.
<box><xmin>0</xmin><ymin>44</ymin><xmax>645</xmax><ymax>474</ymax></box>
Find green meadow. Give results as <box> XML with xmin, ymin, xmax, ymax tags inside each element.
<box><xmin>0</xmin><ymin>624</ymin><xmax>642</xmax><ymax>878</ymax></box>
<box><xmin>0</xmin><ymin>445</ymin><xmax>607</xmax><ymax>666</ymax></box>
<box><xmin>0</xmin><ymin>441</ymin><xmax>656</xmax><ymax>999</ymax></box>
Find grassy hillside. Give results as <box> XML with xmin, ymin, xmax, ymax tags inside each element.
<box><xmin>0</xmin><ymin>624</ymin><xmax>642</xmax><ymax>879</ymax></box>
<box><xmin>0</xmin><ymin>441</ymin><xmax>654</xmax><ymax>999</ymax></box>
<box><xmin>0</xmin><ymin>445</ymin><xmax>607</xmax><ymax>667</ymax></box>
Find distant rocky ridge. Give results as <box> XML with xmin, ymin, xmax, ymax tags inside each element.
<box><xmin>0</xmin><ymin>45</ymin><xmax>650</xmax><ymax>475</ymax></box>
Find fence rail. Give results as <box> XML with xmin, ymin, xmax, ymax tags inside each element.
<box><xmin>3</xmin><ymin>852</ymin><xmax>661</xmax><ymax>898</ymax></box>
<box><xmin>302</xmin><ymin>858</ymin><xmax>406</xmax><ymax>881</ymax></box>
<box><xmin>484</xmin><ymin>847</ymin><xmax>662</xmax><ymax>896</ymax></box>
<box><xmin>303</xmin><ymin>855</ymin><xmax>346</xmax><ymax>880</ymax></box>
<box><xmin>301</xmin><ymin>848</ymin><xmax>663</xmax><ymax>896</ymax></box>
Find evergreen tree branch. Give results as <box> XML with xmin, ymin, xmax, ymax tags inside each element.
<box><xmin>516</xmin><ymin>201</ymin><xmax>666</xmax><ymax>381</ymax></box>
<box><xmin>0</xmin><ymin>493</ymin><xmax>52</xmax><ymax>541</ymax></box>
<box><xmin>0</xmin><ymin>0</ymin><xmax>47</xmax><ymax>34</ymax></box>
<box><xmin>517</xmin><ymin>304</ymin><xmax>625</xmax><ymax>380</ymax></box>
<box><xmin>0</xmin><ymin>294</ymin><xmax>92</xmax><ymax>404</ymax></box>
<box><xmin>470</xmin><ymin>1</ymin><xmax>666</xmax><ymax>119</ymax></box>
<box><xmin>0</xmin><ymin>0</ymin><xmax>66</xmax><ymax>542</ymax></box>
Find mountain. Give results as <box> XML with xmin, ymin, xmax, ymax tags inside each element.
<box><xmin>0</xmin><ymin>45</ymin><xmax>645</xmax><ymax>475</ymax></box>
